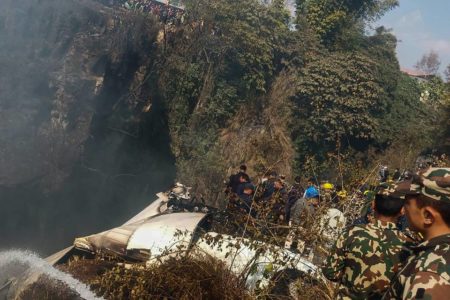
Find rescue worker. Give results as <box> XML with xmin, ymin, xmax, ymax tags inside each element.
<box><xmin>380</xmin><ymin>166</ymin><xmax>390</xmax><ymax>183</ymax></box>
<box><xmin>393</xmin><ymin>168</ymin><xmax>401</xmax><ymax>181</ymax></box>
<box><xmin>402</xmin><ymin>170</ymin><xmax>413</xmax><ymax>180</ymax></box>
<box><xmin>383</xmin><ymin>167</ymin><xmax>450</xmax><ymax>299</ymax></box>
<box><xmin>321</xmin><ymin>181</ymin><xmax>336</xmax><ymax>204</ymax></box>
<box><xmin>261</xmin><ymin>171</ymin><xmax>278</xmax><ymax>201</ymax></box>
<box><xmin>353</xmin><ymin>187</ymin><xmax>376</xmax><ymax>226</ymax></box>
<box><xmin>304</xmin><ymin>177</ymin><xmax>319</xmax><ymax>200</ymax></box>
<box><xmin>336</xmin><ymin>184</ymin><xmax>348</xmax><ymax>206</ymax></box>
<box><xmin>235</xmin><ymin>173</ymin><xmax>251</xmax><ymax>196</ymax></box>
<box><xmin>237</xmin><ymin>182</ymin><xmax>256</xmax><ymax>214</ymax></box>
<box><xmin>279</xmin><ymin>174</ymin><xmax>292</xmax><ymax>192</ymax></box>
<box><xmin>284</xmin><ymin>192</ymin><xmax>320</xmax><ymax>253</ymax></box>
<box><xmin>323</xmin><ymin>184</ymin><xmax>413</xmax><ymax>299</ymax></box>
<box><xmin>265</xmin><ymin>178</ymin><xmax>287</xmax><ymax>223</ymax></box>
<box><xmin>226</xmin><ymin>164</ymin><xmax>249</xmax><ymax>194</ymax></box>
<box><xmin>285</xmin><ymin>176</ymin><xmax>304</xmax><ymax>222</ymax></box>
<box><xmin>290</xmin><ymin>191</ymin><xmax>319</xmax><ymax>228</ymax></box>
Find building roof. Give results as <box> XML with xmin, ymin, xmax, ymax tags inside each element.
<box><xmin>401</xmin><ymin>67</ymin><xmax>433</xmax><ymax>78</ymax></box>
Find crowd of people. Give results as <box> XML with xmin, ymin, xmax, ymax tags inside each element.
<box><xmin>225</xmin><ymin>164</ymin><xmax>352</xmax><ymax>224</ymax></box>
<box><xmin>225</xmin><ymin>165</ymin><xmax>325</xmax><ymax>226</ymax></box>
<box><xmin>224</xmin><ymin>164</ymin><xmax>450</xmax><ymax>299</ymax></box>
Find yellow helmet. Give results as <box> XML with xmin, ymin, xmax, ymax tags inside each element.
<box><xmin>322</xmin><ymin>182</ymin><xmax>334</xmax><ymax>190</ymax></box>
<box><xmin>337</xmin><ymin>190</ymin><xmax>347</xmax><ymax>198</ymax></box>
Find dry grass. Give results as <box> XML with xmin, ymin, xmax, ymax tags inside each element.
<box><xmin>19</xmin><ymin>250</ymin><xmax>336</xmax><ymax>299</ymax></box>
<box><xmin>218</xmin><ymin>71</ymin><xmax>297</xmax><ymax>182</ymax></box>
<box><xmin>18</xmin><ymin>276</ymin><xmax>82</xmax><ymax>300</ymax></box>
<box><xmin>20</xmin><ymin>255</ymin><xmax>251</xmax><ymax>300</ymax></box>
<box><xmin>289</xmin><ymin>275</ymin><xmax>336</xmax><ymax>300</ymax></box>
<box><xmin>93</xmin><ymin>255</ymin><xmax>250</xmax><ymax>300</ymax></box>
<box><xmin>59</xmin><ymin>257</ymin><xmax>117</xmax><ymax>285</ymax></box>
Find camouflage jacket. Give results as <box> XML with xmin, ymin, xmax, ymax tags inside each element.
<box><xmin>322</xmin><ymin>220</ymin><xmax>413</xmax><ymax>299</ymax></box>
<box><xmin>383</xmin><ymin>233</ymin><xmax>450</xmax><ymax>300</ymax></box>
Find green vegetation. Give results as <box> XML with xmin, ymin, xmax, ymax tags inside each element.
<box><xmin>295</xmin><ymin>0</ymin><xmax>399</xmax><ymax>46</ymax></box>
<box><xmin>149</xmin><ymin>0</ymin><xmax>449</xmax><ymax>193</ymax></box>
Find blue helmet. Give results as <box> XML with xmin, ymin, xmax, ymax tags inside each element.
<box><xmin>305</xmin><ymin>186</ymin><xmax>319</xmax><ymax>199</ymax></box>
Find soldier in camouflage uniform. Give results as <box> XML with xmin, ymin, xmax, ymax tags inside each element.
<box><xmin>383</xmin><ymin>167</ymin><xmax>450</xmax><ymax>299</ymax></box>
<box><xmin>322</xmin><ymin>184</ymin><xmax>413</xmax><ymax>299</ymax></box>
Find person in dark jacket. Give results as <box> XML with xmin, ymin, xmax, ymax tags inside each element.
<box><xmin>379</xmin><ymin>166</ymin><xmax>389</xmax><ymax>182</ymax></box>
<box><xmin>237</xmin><ymin>182</ymin><xmax>256</xmax><ymax>214</ymax></box>
<box><xmin>393</xmin><ymin>168</ymin><xmax>401</xmax><ymax>181</ymax></box>
<box><xmin>226</xmin><ymin>165</ymin><xmax>249</xmax><ymax>194</ymax></box>
<box><xmin>261</xmin><ymin>171</ymin><xmax>278</xmax><ymax>201</ymax></box>
<box><xmin>236</xmin><ymin>173</ymin><xmax>251</xmax><ymax>196</ymax></box>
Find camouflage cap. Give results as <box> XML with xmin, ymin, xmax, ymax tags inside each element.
<box><xmin>395</xmin><ymin>167</ymin><xmax>450</xmax><ymax>203</ymax></box>
<box><xmin>376</xmin><ymin>182</ymin><xmax>405</xmax><ymax>199</ymax></box>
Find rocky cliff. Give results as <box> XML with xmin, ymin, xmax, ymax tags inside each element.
<box><xmin>0</xmin><ymin>0</ymin><xmax>175</xmax><ymax>253</ymax></box>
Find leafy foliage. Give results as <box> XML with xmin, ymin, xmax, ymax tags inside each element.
<box><xmin>157</xmin><ymin>0</ymin><xmax>294</xmax><ymax>192</ymax></box>
<box><xmin>296</xmin><ymin>0</ymin><xmax>398</xmax><ymax>45</ymax></box>
<box><xmin>419</xmin><ymin>76</ymin><xmax>448</xmax><ymax>105</ymax></box>
<box><xmin>154</xmin><ymin>0</ymin><xmax>447</xmax><ymax>191</ymax></box>
<box><xmin>441</xmin><ymin>102</ymin><xmax>450</xmax><ymax>152</ymax></box>
<box><xmin>292</xmin><ymin>51</ymin><xmax>384</xmax><ymax>168</ymax></box>
<box><xmin>378</xmin><ymin>74</ymin><xmax>435</xmax><ymax>145</ymax></box>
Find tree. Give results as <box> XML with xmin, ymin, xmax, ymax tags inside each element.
<box><xmin>415</xmin><ymin>50</ymin><xmax>441</xmax><ymax>75</ymax></box>
<box><xmin>292</xmin><ymin>51</ymin><xmax>384</xmax><ymax>168</ymax></box>
<box><xmin>418</xmin><ymin>76</ymin><xmax>447</xmax><ymax>105</ymax></box>
<box><xmin>158</xmin><ymin>0</ymin><xmax>294</xmax><ymax>194</ymax></box>
<box><xmin>444</xmin><ymin>64</ymin><xmax>450</xmax><ymax>82</ymax></box>
<box><xmin>376</xmin><ymin>73</ymin><xmax>430</xmax><ymax>145</ymax></box>
<box><xmin>361</xmin><ymin>26</ymin><xmax>399</xmax><ymax>113</ymax></box>
<box><xmin>295</xmin><ymin>0</ymin><xmax>398</xmax><ymax>45</ymax></box>
<box><xmin>441</xmin><ymin>102</ymin><xmax>450</xmax><ymax>152</ymax></box>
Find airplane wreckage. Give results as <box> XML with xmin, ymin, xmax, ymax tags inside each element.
<box><xmin>1</xmin><ymin>184</ymin><xmax>346</xmax><ymax>299</ymax></box>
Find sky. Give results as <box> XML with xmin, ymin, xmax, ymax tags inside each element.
<box><xmin>375</xmin><ymin>0</ymin><xmax>450</xmax><ymax>74</ymax></box>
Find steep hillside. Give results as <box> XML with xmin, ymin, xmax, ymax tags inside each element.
<box><xmin>0</xmin><ymin>0</ymin><xmax>175</xmax><ymax>253</ymax></box>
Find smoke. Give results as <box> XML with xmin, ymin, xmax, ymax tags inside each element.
<box><xmin>0</xmin><ymin>0</ymin><xmax>175</xmax><ymax>255</ymax></box>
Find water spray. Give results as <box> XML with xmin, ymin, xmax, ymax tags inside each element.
<box><xmin>0</xmin><ymin>250</ymin><xmax>102</xmax><ymax>300</ymax></box>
